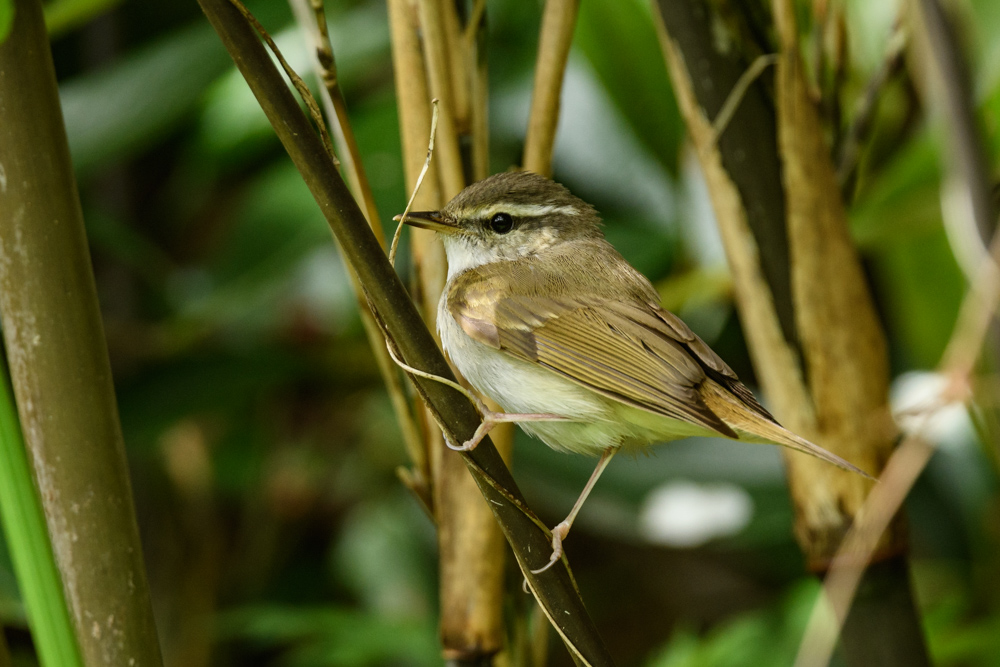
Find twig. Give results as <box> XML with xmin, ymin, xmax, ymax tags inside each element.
<box><xmin>289</xmin><ymin>0</ymin><xmax>383</xmax><ymax>237</ymax></box>
<box><xmin>285</xmin><ymin>0</ymin><xmax>425</xmax><ymax>478</ymax></box>
<box><xmin>522</xmin><ymin>0</ymin><xmax>579</xmax><ymax>177</ymax></box>
<box><xmin>710</xmin><ymin>53</ymin><xmax>780</xmax><ymax>145</ymax></box>
<box><xmin>836</xmin><ymin>24</ymin><xmax>907</xmax><ymax>193</ymax></box>
<box><xmin>390</xmin><ymin>100</ymin><xmax>440</xmax><ymax>266</ymax></box>
<box><xmin>228</xmin><ymin>0</ymin><xmax>336</xmax><ymax>163</ymax></box>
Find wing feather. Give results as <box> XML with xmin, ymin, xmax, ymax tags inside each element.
<box><xmin>447</xmin><ymin>267</ymin><xmax>746</xmax><ymax>437</ymax></box>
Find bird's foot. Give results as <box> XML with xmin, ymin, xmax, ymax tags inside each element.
<box><xmin>444</xmin><ymin>409</ymin><xmax>570</xmax><ymax>452</ymax></box>
<box><xmin>530</xmin><ymin>520</ymin><xmax>571</xmax><ymax>574</ymax></box>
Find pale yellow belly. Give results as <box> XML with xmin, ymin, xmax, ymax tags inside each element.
<box><xmin>437</xmin><ymin>307</ymin><xmax>718</xmax><ymax>456</ymax></box>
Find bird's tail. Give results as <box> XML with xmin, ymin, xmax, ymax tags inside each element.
<box><xmin>700</xmin><ymin>380</ymin><xmax>874</xmax><ymax>480</ymax></box>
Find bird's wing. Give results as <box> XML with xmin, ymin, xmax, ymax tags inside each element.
<box><xmin>447</xmin><ymin>271</ymin><xmax>748</xmax><ymax>438</ymax></box>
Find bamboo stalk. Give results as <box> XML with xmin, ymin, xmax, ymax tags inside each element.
<box><xmin>0</xmin><ymin>1</ymin><xmax>164</xmax><ymax>664</ymax></box>
<box><xmin>388</xmin><ymin>1</ymin><xmax>511</xmax><ymax>659</ymax></box>
<box><xmin>441</xmin><ymin>0</ymin><xmax>471</xmax><ymax>136</ymax></box>
<box><xmin>523</xmin><ymin>0</ymin><xmax>579</xmax><ymax>176</ymax></box>
<box><xmin>794</xmin><ymin>0</ymin><xmax>1000</xmax><ymax>662</ymax></box>
<box><xmin>0</xmin><ymin>351</ymin><xmax>83</xmax><ymax>667</ymax></box>
<box><xmin>417</xmin><ymin>0</ymin><xmax>466</xmax><ymax>198</ymax></box>
<box><xmin>196</xmin><ymin>1</ymin><xmax>613</xmax><ymax>662</ymax></box>
<box><xmin>288</xmin><ymin>0</ymin><xmax>428</xmax><ymax>495</ymax></box>
<box><xmin>652</xmin><ymin>0</ymin><xmax>927</xmax><ymax>664</ymax></box>
<box><xmin>468</xmin><ymin>0</ymin><xmax>490</xmax><ymax>182</ymax></box>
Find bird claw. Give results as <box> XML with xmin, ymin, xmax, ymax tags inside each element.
<box><xmin>530</xmin><ymin>521</ymin><xmax>570</xmax><ymax>574</ymax></box>
<box><xmin>445</xmin><ymin>410</ymin><xmax>569</xmax><ymax>453</ymax></box>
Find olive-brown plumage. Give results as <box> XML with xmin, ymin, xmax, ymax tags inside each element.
<box><xmin>398</xmin><ymin>171</ymin><xmax>870</xmax><ymax>572</ymax></box>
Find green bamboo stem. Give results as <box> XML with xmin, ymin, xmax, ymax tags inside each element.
<box><xmin>0</xmin><ymin>351</ymin><xmax>82</xmax><ymax>667</ymax></box>
<box><xmin>195</xmin><ymin>0</ymin><xmax>613</xmax><ymax>663</ymax></box>
<box><xmin>0</xmin><ymin>1</ymin><xmax>164</xmax><ymax>664</ymax></box>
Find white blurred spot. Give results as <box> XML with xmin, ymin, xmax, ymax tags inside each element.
<box><xmin>639</xmin><ymin>480</ymin><xmax>753</xmax><ymax>548</ymax></box>
<box><xmin>891</xmin><ymin>371</ymin><xmax>975</xmax><ymax>451</ymax></box>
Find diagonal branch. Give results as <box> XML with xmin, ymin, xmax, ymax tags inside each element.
<box><xmin>195</xmin><ymin>0</ymin><xmax>614</xmax><ymax>663</ymax></box>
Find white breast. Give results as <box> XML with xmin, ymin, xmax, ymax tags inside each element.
<box><xmin>437</xmin><ymin>289</ymin><xmax>631</xmax><ymax>455</ymax></box>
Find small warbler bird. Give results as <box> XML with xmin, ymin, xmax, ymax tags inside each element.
<box><xmin>397</xmin><ymin>171</ymin><xmax>870</xmax><ymax>573</ymax></box>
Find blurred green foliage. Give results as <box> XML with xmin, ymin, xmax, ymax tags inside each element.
<box><xmin>0</xmin><ymin>0</ymin><xmax>13</xmax><ymax>42</ymax></box>
<box><xmin>0</xmin><ymin>0</ymin><xmax>999</xmax><ymax>665</ymax></box>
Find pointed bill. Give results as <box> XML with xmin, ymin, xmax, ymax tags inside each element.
<box><xmin>393</xmin><ymin>211</ymin><xmax>460</xmax><ymax>235</ymax></box>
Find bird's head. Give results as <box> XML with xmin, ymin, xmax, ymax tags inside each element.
<box><xmin>395</xmin><ymin>171</ymin><xmax>602</xmax><ymax>276</ymax></box>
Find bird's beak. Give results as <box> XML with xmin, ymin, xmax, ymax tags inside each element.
<box><xmin>392</xmin><ymin>211</ymin><xmax>460</xmax><ymax>235</ymax></box>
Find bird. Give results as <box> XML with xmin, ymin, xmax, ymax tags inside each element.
<box><xmin>395</xmin><ymin>170</ymin><xmax>872</xmax><ymax>574</ymax></box>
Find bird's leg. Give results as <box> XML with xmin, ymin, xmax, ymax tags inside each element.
<box><xmin>385</xmin><ymin>342</ymin><xmax>570</xmax><ymax>451</ymax></box>
<box><xmin>445</xmin><ymin>407</ymin><xmax>573</xmax><ymax>452</ymax></box>
<box><xmin>531</xmin><ymin>446</ymin><xmax>618</xmax><ymax>574</ymax></box>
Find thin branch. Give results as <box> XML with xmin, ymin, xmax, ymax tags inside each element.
<box><xmin>284</xmin><ymin>0</ymin><xmax>427</xmax><ymax>493</ymax></box>
<box><xmin>710</xmin><ymin>53</ymin><xmax>780</xmax><ymax>145</ymax></box>
<box><xmin>229</xmin><ymin>0</ymin><xmax>336</xmax><ymax>162</ymax></box>
<box><xmin>836</xmin><ymin>24</ymin><xmax>907</xmax><ymax>194</ymax></box>
<box><xmin>196</xmin><ymin>1</ymin><xmax>614</xmax><ymax>662</ymax></box>
<box><xmin>523</xmin><ymin>0</ymin><xmax>579</xmax><ymax>177</ymax></box>
<box><xmin>288</xmin><ymin>0</ymin><xmax>383</xmax><ymax>236</ymax></box>
<box><xmin>391</xmin><ymin>99</ymin><xmax>441</xmax><ymax>265</ymax></box>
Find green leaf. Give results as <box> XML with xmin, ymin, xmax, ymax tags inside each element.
<box><xmin>43</xmin><ymin>0</ymin><xmax>120</xmax><ymax>39</ymax></box>
<box><xmin>0</xmin><ymin>0</ymin><xmax>13</xmax><ymax>45</ymax></box>
<box><xmin>647</xmin><ymin>580</ymin><xmax>819</xmax><ymax>667</ymax></box>
<box><xmin>0</xmin><ymin>356</ymin><xmax>84</xmax><ymax>667</ymax></box>
<box><xmin>60</xmin><ymin>2</ymin><xmax>292</xmax><ymax>175</ymax></box>
<box><xmin>574</xmin><ymin>0</ymin><xmax>683</xmax><ymax>173</ymax></box>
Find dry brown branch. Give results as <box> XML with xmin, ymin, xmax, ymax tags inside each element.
<box><xmin>654</xmin><ymin>0</ymin><xmax>928</xmax><ymax>662</ymax></box>
<box><xmin>523</xmin><ymin>0</ymin><xmax>579</xmax><ymax>176</ymax></box>
<box><xmin>289</xmin><ymin>0</ymin><xmax>383</xmax><ymax>234</ymax></box>
<box><xmin>793</xmin><ymin>0</ymin><xmax>999</xmax><ymax>662</ymax></box>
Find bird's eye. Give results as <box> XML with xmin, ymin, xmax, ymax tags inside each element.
<box><xmin>489</xmin><ymin>212</ymin><xmax>514</xmax><ymax>234</ymax></box>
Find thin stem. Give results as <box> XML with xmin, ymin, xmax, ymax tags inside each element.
<box><xmin>288</xmin><ymin>0</ymin><xmax>384</xmax><ymax>237</ymax></box>
<box><xmin>229</xmin><ymin>0</ymin><xmax>336</xmax><ymax>162</ymax></box>
<box><xmin>283</xmin><ymin>0</ymin><xmax>426</xmax><ymax>485</ymax></box>
<box><xmin>0</xmin><ymin>350</ymin><xmax>83</xmax><ymax>667</ymax></box>
<box><xmin>390</xmin><ymin>100</ymin><xmax>441</xmax><ymax>266</ymax></box>
<box><xmin>523</xmin><ymin>0</ymin><xmax>579</xmax><ymax>177</ymax></box>
<box><xmin>710</xmin><ymin>54</ymin><xmax>780</xmax><ymax>145</ymax></box>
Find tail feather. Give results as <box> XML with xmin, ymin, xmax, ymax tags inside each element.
<box><xmin>700</xmin><ymin>380</ymin><xmax>874</xmax><ymax>480</ymax></box>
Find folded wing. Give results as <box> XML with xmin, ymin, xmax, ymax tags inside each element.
<box><xmin>447</xmin><ymin>265</ymin><xmax>777</xmax><ymax>439</ymax></box>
